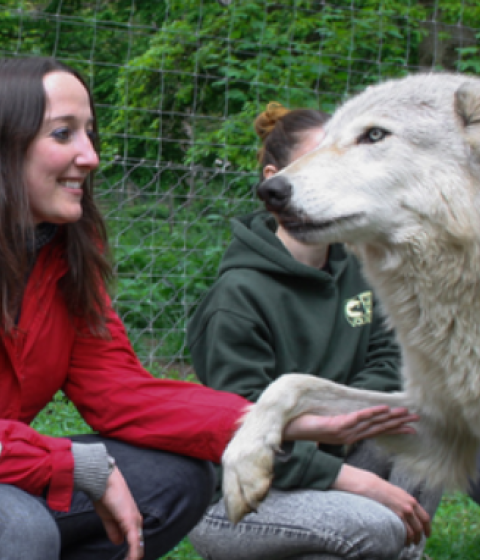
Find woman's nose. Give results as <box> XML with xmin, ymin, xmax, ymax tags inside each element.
<box><xmin>75</xmin><ymin>133</ymin><xmax>100</xmax><ymax>170</ymax></box>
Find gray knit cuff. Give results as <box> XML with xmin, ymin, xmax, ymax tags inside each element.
<box><xmin>71</xmin><ymin>442</ymin><xmax>110</xmax><ymax>502</ymax></box>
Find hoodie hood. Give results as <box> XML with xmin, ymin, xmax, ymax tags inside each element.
<box><xmin>219</xmin><ymin>211</ymin><xmax>348</xmax><ymax>281</ymax></box>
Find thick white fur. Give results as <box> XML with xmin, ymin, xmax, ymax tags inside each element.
<box><xmin>222</xmin><ymin>72</ymin><xmax>480</xmax><ymax>524</ymax></box>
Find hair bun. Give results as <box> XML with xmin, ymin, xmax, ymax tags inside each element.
<box><xmin>254</xmin><ymin>102</ymin><xmax>290</xmax><ymax>141</ymax></box>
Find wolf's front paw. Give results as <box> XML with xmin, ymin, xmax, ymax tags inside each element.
<box><xmin>222</xmin><ymin>428</ymin><xmax>278</xmax><ymax>524</ymax></box>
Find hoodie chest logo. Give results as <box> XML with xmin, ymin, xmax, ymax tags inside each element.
<box><xmin>344</xmin><ymin>291</ymin><xmax>372</xmax><ymax>327</ymax></box>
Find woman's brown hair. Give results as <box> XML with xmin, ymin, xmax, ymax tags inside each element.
<box><xmin>0</xmin><ymin>57</ymin><xmax>112</xmax><ymax>335</ymax></box>
<box><xmin>254</xmin><ymin>102</ymin><xmax>329</xmax><ymax>176</ymax></box>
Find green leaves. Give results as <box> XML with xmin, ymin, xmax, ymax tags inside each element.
<box><xmin>106</xmin><ymin>199</ymin><xmax>239</xmax><ymax>359</ymax></box>
<box><xmin>105</xmin><ymin>0</ymin><xmax>438</xmax><ymax>186</ymax></box>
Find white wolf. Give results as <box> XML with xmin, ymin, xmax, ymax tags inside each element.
<box><xmin>222</xmin><ymin>72</ymin><xmax>480</xmax><ymax>524</ymax></box>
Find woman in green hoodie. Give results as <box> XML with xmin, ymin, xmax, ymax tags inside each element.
<box><xmin>187</xmin><ymin>103</ymin><xmax>442</xmax><ymax>560</ymax></box>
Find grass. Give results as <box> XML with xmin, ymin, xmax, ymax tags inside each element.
<box><xmin>32</xmin><ymin>393</ymin><xmax>480</xmax><ymax>560</ymax></box>
<box><xmin>424</xmin><ymin>493</ymin><xmax>480</xmax><ymax>559</ymax></box>
<box><xmin>161</xmin><ymin>540</ymin><xmax>201</xmax><ymax>560</ymax></box>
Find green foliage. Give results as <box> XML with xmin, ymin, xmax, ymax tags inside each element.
<box><xmin>32</xmin><ymin>392</ymin><xmax>92</xmax><ymax>437</ymax></box>
<box><xmin>4</xmin><ymin>0</ymin><xmax>480</xmax><ymax>195</ymax></box>
<box><xmin>161</xmin><ymin>538</ymin><xmax>202</xmax><ymax>559</ymax></box>
<box><xmin>457</xmin><ymin>32</ymin><xmax>480</xmax><ymax>74</ymax></box>
<box><xmin>109</xmin><ymin>0</ymin><xmax>429</xmax><ymax>186</ymax></box>
<box><xmin>106</xmin><ymin>198</ymin><xmax>249</xmax><ymax>359</ymax></box>
<box><xmin>425</xmin><ymin>493</ymin><xmax>480</xmax><ymax>559</ymax></box>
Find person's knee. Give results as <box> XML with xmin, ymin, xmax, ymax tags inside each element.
<box><xmin>137</xmin><ymin>455</ymin><xmax>215</xmax><ymax>558</ymax></box>
<box><xmin>0</xmin><ymin>487</ymin><xmax>60</xmax><ymax>560</ymax></box>
<box><xmin>189</xmin><ymin>521</ymin><xmax>213</xmax><ymax>560</ymax></box>
<box><xmin>162</xmin><ymin>457</ymin><xmax>215</xmax><ymax>527</ymax></box>
<box><xmin>188</xmin><ymin>507</ymin><xmax>406</xmax><ymax>560</ymax></box>
<box><xmin>366</xmin><ymin>514</ymin><xmax>406</xmax><ymax>559</ymax></box>
<box><xmin>3</xmin><ymin>514</ymin><xmax>60</xmax><ymax>559</ymax></box>
<box><xmin>336</xmin><ymin>498</ymin><xmax>405</xmax><ymax>560</ymax></box>
<box><xmin>178</xmin><ymin>458</ymin><xmax>215</xmax><ymax>509</ymax></box>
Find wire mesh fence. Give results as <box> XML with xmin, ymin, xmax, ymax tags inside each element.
<box><xmin>1</xmin><ymin>0</ymin><xmax>479</xmax><ymax>373</ymax></box>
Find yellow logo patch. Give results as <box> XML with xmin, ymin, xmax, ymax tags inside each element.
<box><xmin>344</xmin><ymin>291</ymin><xmax>372</xmax><ymax>327</ymax></box>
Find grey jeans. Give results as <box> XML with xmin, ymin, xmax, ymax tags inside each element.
<box><xmin>189</xmin><ymin>442</ymin><xmax>442</xmax><ymax>560</ymax></box>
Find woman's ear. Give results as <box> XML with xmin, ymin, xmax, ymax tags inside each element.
<box><xmin>263</xmin><ymin>164</ymin><xmax>279</xmax><ymax>179</ymax></box>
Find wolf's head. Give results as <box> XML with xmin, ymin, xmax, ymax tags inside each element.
<box><xmin>258</xmin><ymin>73</ymin><xmax>480</xmax><ymax>247</ymax></box>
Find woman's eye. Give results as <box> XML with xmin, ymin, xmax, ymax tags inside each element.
<box><xmin>87</xmin><ymin>129</ymin><xmax>98</xmax><ymax>143</ymax></box>
<box><xmin>51</xmin><ymin>127</ymin><xmax>71</xmax><ymax>142</ymax></box>
<box><xmin>358</xmin><ymin>127</ymin><xmax>390</xmax><ymax>144</ymax></box>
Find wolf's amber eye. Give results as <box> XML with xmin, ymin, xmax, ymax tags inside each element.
<box><xmin>358</xmin><ymin>127</ymin><xmax>390</xmax><ymax>144</ymax></box>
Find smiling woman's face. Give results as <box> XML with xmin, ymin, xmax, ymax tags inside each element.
<box><xmin>23</xmin><ymin>71</ymin><xmax>99</xmax><ymax>225</ymax></box>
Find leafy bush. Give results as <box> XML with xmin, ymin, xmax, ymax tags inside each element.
<box><xmin>106</xmin><ymin>197</ymin><xmax>254</xmax><ymax>359</ymax></box>
<box><xmin>108</xmin><ymin>0</ymin><xmax>430</xmax><ymax>186</ymax></box>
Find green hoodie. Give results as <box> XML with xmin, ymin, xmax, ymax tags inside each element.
<box><xmin>188</xmin><ymin>211</ymin><xmax>401</xmax><ymax>501</ymax></box>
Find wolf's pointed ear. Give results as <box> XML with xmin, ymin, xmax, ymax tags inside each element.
<box><xmin>455</xmin><ymin>81</ymin><xmax>480</xmax><ymax>158</ymax></box>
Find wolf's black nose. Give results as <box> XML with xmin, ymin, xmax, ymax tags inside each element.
<box><xmin>257</xmin><ymin>176</ymin><xmax>292</xmax><ymax>211</ymax></box>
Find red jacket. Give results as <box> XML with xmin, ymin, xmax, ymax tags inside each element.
<box><xmin>0</xmin><ymin>236</ymin><xmax>249</xmax><ymax>511</ymax></box>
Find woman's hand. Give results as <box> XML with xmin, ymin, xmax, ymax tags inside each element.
<box><xmin>93</xmin><ymin>467</ymin><xmax>144</xmax><ymax>560</ymax></box>
<box><xmin>283</xmin><ymin>405</ymin><xmax>418</xmax><ymax>445</ymax></box>
<box><xmin>332</xmin><ymin>464</ymin><xmax>431</xmax><ymax>546</ymax></box>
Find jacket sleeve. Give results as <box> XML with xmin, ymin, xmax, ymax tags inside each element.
<box><xmin>188</xmin><ymin>305</ymin><xmax>344</xmax><ymax>492</ymax></box>
<box><xmin>0</xmin><ymin>421</ymin><xmax>73</xmax><ymax>511</ymax></box>
<box><xmin>62</xmin><ymin>304</ymin><xmax>249</xmax><ymax>464</ymax></box>
<box><xmin>348</xmin><ymin>294</ymin><xmax>402</xmax><ymax>393</ymax></box>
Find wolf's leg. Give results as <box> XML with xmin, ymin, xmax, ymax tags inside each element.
<box><xmin>222</xmin><ymin>373</ymin><xmax>408</xmax><ymax>523</ymax></box>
